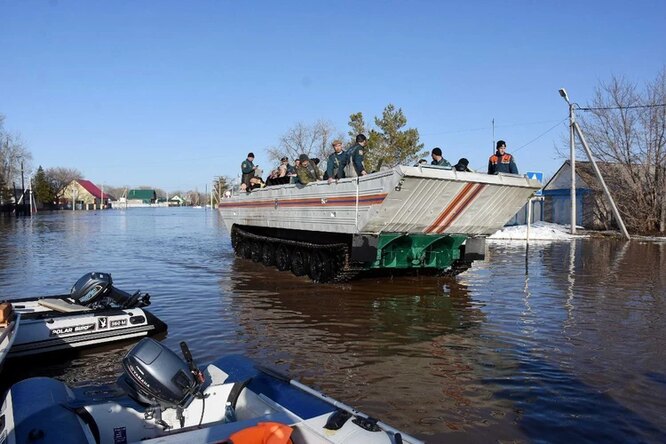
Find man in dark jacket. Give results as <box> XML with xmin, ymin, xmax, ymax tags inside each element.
<box><xmin>430</xmin><ymin>147</ymin><xmax>451</xmax><ymax>167</ymax></box>
<box><xmin>326</xmin><ymin>140</ymin><xmax>349</xmax><ymax>183</ymax></box>
<box><xmin>453</xmin><ymin>158</ymin><xmax>472</xmax><ymax>172</ymax></box>
<box><xmin>296</xmin><ymin>154</ymin><xmax>321</xmax><ymax>184</ymax></box>
<box><xmin>488</xmin><ymin>140</ymin><xmax>518</xmax><ymax>174</ymax></box>
<box><xmin>241</xmin><ymin>152</ymin><xmax>258</xmax><ymax>189</ymax></box>
<box><xmin>347</xmin><ymin>134</ymin><xmax>368</xmax><ymax>176</ymax></box>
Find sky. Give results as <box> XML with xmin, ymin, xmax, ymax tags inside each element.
<box><xmin>1</xmin><ymin>0</ymin><xmax>665</xmax><ymax>192</ymax></box>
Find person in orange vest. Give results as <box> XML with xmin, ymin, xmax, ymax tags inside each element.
<box><xmin>488</xmin><ymin>140</ymin><xmax>518</xmax><ymax>175</ymax></box>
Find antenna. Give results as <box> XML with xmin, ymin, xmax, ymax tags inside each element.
<box><xmin>492</xmin><ymin>118</ymin><xmax>496</xmax><ymax>153</ymax></box>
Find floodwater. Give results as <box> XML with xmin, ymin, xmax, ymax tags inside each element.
<box><xmin>1</xmin><ymin>208</ymin><xmax>665</xmax><ymax>443</ymax></box>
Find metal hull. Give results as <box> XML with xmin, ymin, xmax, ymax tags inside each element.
<box><xmin>218</xmin><ymin>166</ymin><xmax>541</xmax><ymax>236</ymax></box>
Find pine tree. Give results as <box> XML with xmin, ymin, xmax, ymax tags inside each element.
<box><xmin>348</xmin><ymin>104</ymin><xmax>425</xmax><ymax>172</ymax></box>
<box><xmin>32</xmin><ymin>166</ymin><xmax>55</xmax><ymax>205</ymax></box>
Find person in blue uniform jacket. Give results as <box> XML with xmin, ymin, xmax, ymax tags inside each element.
<box><xmin>347</xmin><ymin>134</ymin><xmax>368</xmax><ymax>176</ymax></box>
<box><xmin>488</xmin><ymin>140</ymin><xmax>518</xmax><ymax>174</ymax></box>
<box><xmin>326</xmin><ymin>140</ymin><xmax>349</xmax><ymax>183</ymax></box>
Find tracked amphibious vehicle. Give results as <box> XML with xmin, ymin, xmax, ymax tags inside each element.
<box><xmin>218</xmin><ymin>166</ymin><xmax>541</xmax><ymax>282</ymax></box>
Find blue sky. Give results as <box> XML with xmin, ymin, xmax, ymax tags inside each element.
<box><xmin>1</xmin><ymin>0</ymin><xmax>664</xmax><ymax>192</ymax></box>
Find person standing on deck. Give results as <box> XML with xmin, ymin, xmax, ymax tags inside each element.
<box><xmin>347</xmin><ymin>134</ymin><xmax>368</xmax><ymax>177</ymax></box>
<box><xmin>487</xmin><ymin>140</ymin><xmax>518</xmax><ymax>174</ymax></box>
<box><xmin>327</xmin><ymin>140</ymin><xmax>349</xmax><ymax>183</ymax></box>
<box><xmin>296</xmin><ymin>154</ymin><xmax>322</xmax><ymax>184</ymax></box>
<box><xmin>430</xmin><ymin>147</ymin><xmax>451</xmax><ymax>167</ymax></box>
<box><xmin>241</xmin><ymin>153</ymin><xmax>258</xmax><ymax>190</ymax></box>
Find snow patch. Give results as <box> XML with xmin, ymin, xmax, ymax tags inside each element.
<box><xmin>489</xmin><ymin>222</ymin><xmax>581</xmax><ymax>241</ymax></box>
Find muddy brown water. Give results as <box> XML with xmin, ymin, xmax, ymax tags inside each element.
<box><xmin>1</xmin><ymin>208</ymin><xmax>665</xmax><ymax>443</ymax></box>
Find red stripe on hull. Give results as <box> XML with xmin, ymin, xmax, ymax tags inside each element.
<box><xmin>434</xmin><ymin>183</ymin><xmax>486</xmax><ymax>233</ymax></box>
<box><xmin>424</xmin><ymin>183</ymin><xmax>476</xmax><ymax>233</ymax></box>
<box><xmin>218</xmin><ymin>193</ymin><xmax>388</xmax><ymax>209</ymax></box>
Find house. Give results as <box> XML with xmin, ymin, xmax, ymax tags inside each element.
<box><xmin>63</xmin><ymin>179</ymin><xmax>114</xmax><ymax>210</ymax></box>
<box><xmin>127</xmin><ymin>189</ymin><xmax>157</xmax><ymax>204</ymax></box>
<box><xmin>543</xmin><ymin>161</ymin><xmax>619</xmax><ymax>230</ymax></box>
<box><xmin>169</xmin><ymin>195</ymin><xmax>185</xmax><ymax>207</ymax></box>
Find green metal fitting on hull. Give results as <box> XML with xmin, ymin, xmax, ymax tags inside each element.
<box><xmin>368</xmin><ymin>233</ymin><xmax>468</xmax><ymax>270</ymax></box>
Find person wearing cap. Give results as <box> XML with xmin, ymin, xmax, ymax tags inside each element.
<box><xmin>453</xmin><ymin>158</ymin><xmax>472</xmax><ymax>172</ymax></box>
<box><xmin>296</xmin><ymin>154</ymin><xmax>322</xmax><ymax>185</ymax></box>
<box><xmin>430</xmin><ymin>147</ymin><xmax>451</xmax><ymax>167</ymax></box>
<box><xmin>281</xmin><ymin>156</ymin><xmax>296</xmax><ymax>176</ymax></box>
<box><xmin>241</xmin><ymin>152</ymin><xmax>258</xmax><ymax>190</ymax></box>
<box><xmin>346</xmin><ymin>134</ymin><xmax>368</xmax><ymax>177</ymax></box>
<box><xmin>488</xmin><ymin>140</ymin><xmax>518</xmax><ymax>174</ymax></box>
<box><xmin>326</xmin><ymin>140</ymin><xmax>349</xmax><ymax>183</ymax></box>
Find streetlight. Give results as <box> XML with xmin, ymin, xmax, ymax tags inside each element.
<box><xmin>559</xmin><ymin>88</ymin><xmax>569</xmax><ymax>103</ymax></box>
<box><xmin>558</xmin><ymin>88</ymin><xmax>630</xmax><ymax>239</ymax></box>
<box><xmin>559</xmin><ymin>88</ymin><xmax>576</xmax><ymax>234</ymax></box>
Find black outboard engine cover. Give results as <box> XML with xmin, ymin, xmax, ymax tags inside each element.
<box><xmin>70</xmin><ymin>272</ymin><xmax>113</xmax><ymax>305</ymax></box>
<box><xmin>119</xmin><ymin>338</ymin><xmax>200</xmax><ymax>409</ymax></box>
<box><xmin>69</xmin><ymin>272</ymin><xmax>150</xmax><ymax>308</ymax></box>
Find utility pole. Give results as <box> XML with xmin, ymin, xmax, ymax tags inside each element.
<box><xmin>20</xmin><ymin>160</ymin><xmax>25</xmax><ymax>202</ymax></box>
<box><xmin>559</xmin><ymin>88</ymin><xmax>630</xmax><ymax>240</ymax></box>
<box><xmin>573</xmin><ymin>123</ymin><xmax>630</xmax><ymax>239</ymax></box>
<box><xmin>559</xmin><ymin>89</ymin><xmax>576</xmax><ymax>234</ymax></box>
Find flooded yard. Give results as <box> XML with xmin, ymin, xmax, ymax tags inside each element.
<box><xmin>1</xmin><ymin>209</ymin><xmax>664</xmax><ymax>443</ymax></box>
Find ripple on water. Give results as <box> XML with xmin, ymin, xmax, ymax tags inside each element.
<box><xmin>1</xmin><ymin>213</ymin><xmax>665</xmax><ymax>442</ymax></box>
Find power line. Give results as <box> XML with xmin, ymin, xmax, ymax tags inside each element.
<box><xmin>513</xmin><ymin>117</ymin><xmax>569</xmax><ymax>153</ymax></box>
<box><xmin>420</xmin><ymin>118</ymin><xmax>564</xmax><ymax>136</ymax></box>
<box><xmin>578</xmin><ymin>103</ymin><xmax>666</xmax><ymax>111</ymax></box>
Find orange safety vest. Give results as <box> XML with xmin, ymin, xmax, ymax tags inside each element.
<box><xmin>489</xmin><ymin>153</ymin><xmax>513</xmax><ymax>165</ymax></box>
<box><xmin>219</xmin><ymin>422</ymin><xmax>293</xmax><ymax>444</ymax></box>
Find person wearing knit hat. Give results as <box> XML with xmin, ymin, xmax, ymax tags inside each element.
<box><xmin>453</xmin><ymin>158</ymin><xmax>472</xmax><ymax>172</ymax></box>
<box><xmin>296</xmin><ymin>153</ymin><xmax>322</xmax><ymax>185</ymax></box>
<box><xmin>241</xmin><ymin>152</ymin><xmax>258</xmax><ymax>191</ymax></box>
<box><xmin>488</xmin><ymin>140</ymin><xmax>518</xmax><ymax>175</ymax></box>
<box><xmin>430</xmin><ymin>147</ymin><xmax>451</xmax><ymax>167</ymax></box>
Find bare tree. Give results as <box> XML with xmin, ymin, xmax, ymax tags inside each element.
<box><xmin>184</xmin><ymin>189</ymin><xmax>207</xmax><ymax>206</ymax></box>
<box><xmin>266</xmin><ymin>120</ymin><xmax>344</xmax><ymax>172</ymax></box>
<box><xmin>100</xmin><ymin>185</ymin><xmax>126</xmax><ymax>201</ymax></box>
<box><xmin>579</xmin><ymin>69</ymin><xmax>666</xmax><ymax>233</ymax></box>
<box><xmin>0</xmin><ymin>115</ymin><xmax>33</xmax><ymax>201</ymax></box>
<box><xmin>45</xmin><ymin>167</ymin><xmax>84</xmax><ymax>201</ymax></box>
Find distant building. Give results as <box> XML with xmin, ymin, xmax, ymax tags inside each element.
<box><xmin>63</xmin><ymin>179</ymin><xmax>114</xmax><ymax>209</ymax></box>
<box><xmin>169</xmin><ymin>195</ymin><xmax>185</xmax><ymax>207</ymax></box>
<box><xmin>543</xmin><ymin>160</ymin><xmax>621</xmax><ymax>230</ymax></box>
<box><xmin>127</xmin><ymin>189</ymin><xmax>157</xmax><ymax>204</ymax></box>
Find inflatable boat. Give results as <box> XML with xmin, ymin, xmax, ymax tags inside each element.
<box><xmin>1</xmin><ymin>272</ymin><xmax>167</xmax><ymax>360</ymax></box>
<box><xmin>1</xmin><ymin>337</ymin><xmax>423</xmax><ymax>444</ymax></box>
<box><xmin>0</xmin><ymin>305</ymin><xmax>19</xmax><ymax>371</ymax></box>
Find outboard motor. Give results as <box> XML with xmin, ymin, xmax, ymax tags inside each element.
<box><xmin>69</xmin><ymin>272</ymin><xmax>150</xmax><ymax>308</ymax></box>
<box><xmin>70</xmin><ymin>272</ymin><xmax>113</xmax><ymax>305</ymax></box>
<box><xmin>119</xmin><ymin>338</ymin><xmax>203</xmax><ymax>411</ymax></box>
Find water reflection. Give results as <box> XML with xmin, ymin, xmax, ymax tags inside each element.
<box><xmin>1</xmin><ymin>212</ymin><xmax>665</xmax><ymax>442</ymax></box>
